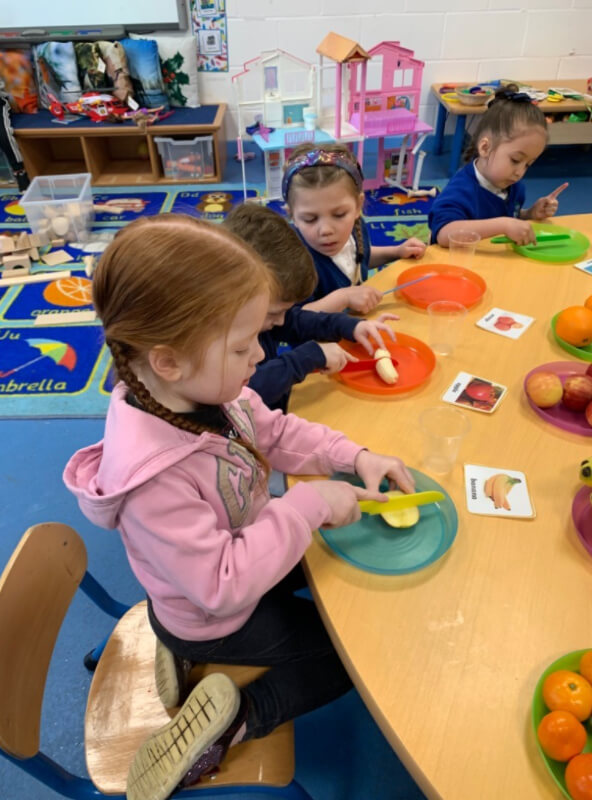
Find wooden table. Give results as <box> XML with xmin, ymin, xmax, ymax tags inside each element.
<box><xmin>431</xmin><ymin>80</ymin><xmax>592</xmax><ymax>177</ymax></box>
<box><xmin>288</xmin><ymin>214</ymin><xmax>592</xmax><ymax>800</ymax></box>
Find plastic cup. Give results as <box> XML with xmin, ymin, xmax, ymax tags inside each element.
<box><xmin>419</xmin><ymin>406</ymin><xmax>471</xmax><ymax>475</ymax></box>
<box><xmin>427</xmin><ymin>300</ymin><xmax>467</xmax><ymax>356</ymax></box>
<box><xmin>448</xmin><ymin>229</ymin><xmax>481</xmax><ymax>267</ymax></box>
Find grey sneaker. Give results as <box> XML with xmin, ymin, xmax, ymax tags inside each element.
<box><xmin>127</xmin><ymin>672</ymin><xmax>240</xmax><ymax>800</ymax></box>
<box><xmin>154</xmin><ymin>639</ymin><xmax>192</xmax><ymax>709</ymax></box>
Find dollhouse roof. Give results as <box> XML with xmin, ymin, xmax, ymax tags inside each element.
<box><xmin>367</xmin><ymin>41</ymin><xmax>424</xmax><ymax>68</ymax></box>
<box><xmin>233</xmin><ymin>49</ymin><xmax>312</xmax><ymax>82</ymax></box>
<box><xmin>316</xmin><ymin>32</ymin><xmax>369</xmax><ymax>63</ymax></box>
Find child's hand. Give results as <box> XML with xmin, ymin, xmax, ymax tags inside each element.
<box><xmin>307</xmin><ymin>479</ymin><xmax>385</xmax><ymax>528</ymax></box>
<box><xmin>317</xmin><ymin>343</ymin><xmax>354</xmax><ymax>374</ymax></box>
<box><xmin>353</xmin><ymin>316</ymin><xmax>399</xmax><ymax>354</ymax></box>
<box><xmin>528</xmin><ymin>182</ymin><xmax>569</xmax><ymax>220</ymax></box>
<box><xmin>346</xmin><ymin>285</ymin><xmax>383</xmax><ymax>314</ymax></box>
<box><xmin>397</xmin><ymin>238</ymin><xmax>427</xmax><ymax>259</ymax></box>
<box><xmin>354</xmin><ymin>450</ymin><xmax>415</xmax><ymax>495</ymax></box>
<box><xmin>504</xmin><ymin>217</ymin><xmax>536</xmax><ymax>245</ymax></box>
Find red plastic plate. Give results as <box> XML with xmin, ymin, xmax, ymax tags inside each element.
<box><xmin>395</xmin><ymin>263</ymin><xmax>486</xmax><ymax>309</ymax></box>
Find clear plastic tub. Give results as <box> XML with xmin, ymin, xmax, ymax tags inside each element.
<box><xmin>20</xmin><ymin>173</ymin><xmax>94</xmax><ymax>243</ymax></box>
<box><xmin>155</xmin><ymin>135</ymin><xmax>215</xmax><ymax>180</ymax></box>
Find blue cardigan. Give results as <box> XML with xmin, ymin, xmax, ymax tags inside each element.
<box><xmin>428</xmin><ymin>162</ymin><xmax>526</xmax><ymax>241</ymax></box>
<box><xmin>249</xmin><ymin>306</ymin><xmax>359</xmax><ymax>412</ymax></box>
<box><xmin>297</xmin><ymin>218</ymin><xmax>371</xmax><ymax>302</ymax></box>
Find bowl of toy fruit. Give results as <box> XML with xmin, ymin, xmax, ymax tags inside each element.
<box><xmin>552</xmin><ymin>299</ymin><xmax>592</xmax><ymax>362</ymax></box>
<box><xmin>455</xmin><ymin>85</ymin><xmax>495</xmax><ymax>106</ymax></box>
<box><xmin>533</xmin><ymin>650</ymin><xmax>592</xmax><ymax>800</ymax></box>
<box><xmin>524</xmin><ymin>361</ymin><xmax>592</xmax><ymax>436</ymax></box>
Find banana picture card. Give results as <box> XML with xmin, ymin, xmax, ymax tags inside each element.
<box><xmin>476</xmin><ymin>307</ymin><xmax>535</xmax><ymax>340</ymax></box>
<box><xmin>442</xmin><ymin>372</ymin><xmax>507</xmax><ymax>414</ymax></box>
<box><xmin>464</xmin><ymin>464</ymin><xmax>535</xmax><ymax>519</ymax></box>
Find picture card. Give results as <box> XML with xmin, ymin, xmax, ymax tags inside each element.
<box><xmin>464</xmin><ymin>464</ymin><xmax>535</xmax><ymax>519</ymax></box>
<box><xmin>574</xmin><ymin>258</ymin><xmax>592</xmax><ymax>276</ymax></box>
<box><xmin>476</xmin><ymin>307</ymin><xmax>535</xmax><ymax>339</ymax></box>
<box><xmin>442</xmin><ymin>372</ymin><xmax>506</xmax><ymax>414</ymax></box>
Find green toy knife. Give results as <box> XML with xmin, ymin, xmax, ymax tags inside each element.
<box><xmin>358</xmin><ymin>490</ymin><xmax>445</xmax><ymax>515</ymax></box>
<box><xmin>491</xmin><ymin>233</ymin><xmax>570</xmax><ymax>244</ymax></box>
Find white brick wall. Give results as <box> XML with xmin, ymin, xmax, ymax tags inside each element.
<box><xmin>206</xmin><ymin>1</ymin><xmax>592</xmax><ymax>139</ymax></box>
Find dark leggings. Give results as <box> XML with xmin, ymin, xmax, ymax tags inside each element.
<box><xmin>147</xmin><ymin>565</ymin><xmax>353</xmax><ymax>739</ymax></box>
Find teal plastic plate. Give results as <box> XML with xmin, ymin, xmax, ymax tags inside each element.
<box><xmin>532</xmin><ymin>650</ymin><xmax>592</xmax><ymax>799</ymax></box>
<box><xmin>551</xmin><ymin>313</ymin><xmax>592</xmax><ymax>362</ymax></box>
<box><xmin>319</xmin><ymin>468</ymin><xmax>458</xmax><ymax>575</ymax></box>
<box><xmin>512</xmin><ymin>222</ymin><xmax>590</xmax><ymax>263</ymax></box>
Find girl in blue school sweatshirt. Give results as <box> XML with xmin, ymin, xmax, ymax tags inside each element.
<box><xmin>283</xmin><ymin>143</ymin><xmax>426</xmax><ymax>315</ymax></box>
<box><xmin>428</xmin><ymin>85</ymin><xmax>567</xmax><ymax>247</ymax></box>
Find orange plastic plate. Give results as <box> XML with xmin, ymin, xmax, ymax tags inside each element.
<box><xmin>335</xmin><ymin>333</ymin><xmax>436</xmax><ymax>395</ymax></box>
<box><xmin>395</xmin><ymin>263</ymin><xmax>487</xmax><ymax>309</ymax></box>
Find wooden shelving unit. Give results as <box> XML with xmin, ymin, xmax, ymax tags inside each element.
<box><xmin>13</xmin><ymin>105</ymin><xmax>227</xmax><ymax>186</ymax></box>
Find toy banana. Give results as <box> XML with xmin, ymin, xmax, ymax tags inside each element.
<box><xmin>374</xmin><ymin>348</ymin><xmax>399</xmax><ymax>385</ymax></box>
<box><xmin>484</xmin><ymin>473</ymin><xmax>521</xmax><ymax>510</ymax></box>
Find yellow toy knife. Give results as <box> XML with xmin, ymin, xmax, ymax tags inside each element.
<box><xmin>358</xmin><ymin>490</ymin><xmax>444</xmax><ymax>515</ymax></box>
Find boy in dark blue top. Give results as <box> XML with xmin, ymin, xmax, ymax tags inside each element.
<box><xmin>429</xmin><ymin>85</ymin><xmax>567</xmax><ymax>247</ymax></box>
<box><xmin>224</xmin><ymin>203</ymin><xmax>398</xmax><ymax>413</ymax></box>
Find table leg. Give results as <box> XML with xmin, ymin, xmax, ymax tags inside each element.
<box><xmin>433</xmin><ymin>103</ymin><xmax>447</xmax><ymax>155</ymax></box>
<box><xmin>450</xmin><ymin>115</ymin><xmax>467</xmax><ymax>176</ymax></box>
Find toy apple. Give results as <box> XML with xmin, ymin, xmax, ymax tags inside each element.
<box><xmin>562</xmin><ymin>375</ymin><xmax>592</xmax><ymax>411</ymax></box>
<box><xmin>525</xmin><ymin>372</ymin><xmax>563</xmax><ymax>408</ymax></box>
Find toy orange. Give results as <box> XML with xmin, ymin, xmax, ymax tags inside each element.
<box><xmin>542</xmin><ymin>669</ymin><xmax>592</xmax><ymax>721</ymax></box>
<box><xmin>43</xmin><ymin>276</ymin><xmax>93</xmax><ymax>308</ymax></box>
<box><xmin>537</xmin><ymin>709</ymin><xmax>587</xmax><ymax>761</ymax></box>
<box><xmin>566</xmin><ymin>753</ymin><xmax>592</xmax><ymax>800</ymax></box>
<box><xmin>581</xmin><ymin>651</ymin><xmax>592</xmax><ymax>685</ymax></box>
<box><xmin>555</xmin><ymin>306</ymin><xmax>592</xmax><ymax>348</ymax></box>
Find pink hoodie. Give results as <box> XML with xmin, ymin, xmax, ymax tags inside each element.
<box><xmin>64</xmin><ymin>383</ymin><xmax>364</xmax><ymax>641</ymax></box>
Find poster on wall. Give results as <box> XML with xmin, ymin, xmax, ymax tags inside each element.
<box><xmin>191</xmin><ymin>0</ymin><xmax>228</xmax><ymax>72</ymax></box>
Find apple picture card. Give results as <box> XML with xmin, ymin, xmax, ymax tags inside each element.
<box><xmin>464</xmin><ymin>464</ymin><xmax>535</xmax><ymax>519</ymax></box>
<box><xmin>442</xmin><ymin>372</ymin><xmax>507</xmax><ymax>414</ymax></box>
<box><xmin>476</xmin><ymin>308</ymin><xmax>535</xmax><ymax>340</ymax></box>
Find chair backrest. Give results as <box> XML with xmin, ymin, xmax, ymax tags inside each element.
<box><xmin>0</xmin><ymin>522</ymin><xmax>87</xmax><ymax>758</ymax></box>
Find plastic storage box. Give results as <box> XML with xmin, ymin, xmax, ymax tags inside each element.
<box><xmin>20</xmin><ymin>173</ymin><xmax>94</xmax><ymax>243</ymax></box>
<box><xmin>155</xmin><ymin>135</ymin><xmax>215</xmax><ymax>180</ymax></box>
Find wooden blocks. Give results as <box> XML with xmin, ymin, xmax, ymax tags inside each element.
<box><xmin>41</xmin><ymin>250</ymin><xmax>74</xmax><ymax>267</ymax></box>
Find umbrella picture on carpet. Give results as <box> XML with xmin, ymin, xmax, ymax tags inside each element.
<box><xmin>0</xmin><ymin>338</ymin><xmax>77</xmax><ymax>378</ymax></box>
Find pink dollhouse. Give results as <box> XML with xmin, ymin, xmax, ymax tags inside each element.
<box><xmin>347</xmin><ymin>41</ymin><xmax>432</xmax><ymax>190</ymax></box>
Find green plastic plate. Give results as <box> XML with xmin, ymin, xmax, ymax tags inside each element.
<box><xmin>319</xmin><ymin>468</ymin><xmax>458</xmax><ymax>575</ymax></box>
<box><xmin>532</xmin><ymin>650</ymin><xmax>592</xmax><ymax>800</ymax></box>
<box><xmin>512</xmin><ymin>223</ymin><xmax>590</xmax><ymax>263</ymax></box>
<box><xmin>551</xmin><ymin>313</ymin><xmax>592</xmax><ymax>362</ymax></box>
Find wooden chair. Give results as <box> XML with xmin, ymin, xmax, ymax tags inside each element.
<box><xmin>0</xmin><ymin>522</ymin><xmax>314</xmax><ymax>799</ymax></box>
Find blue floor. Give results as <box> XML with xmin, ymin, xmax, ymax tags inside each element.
<box><xmin>1</xmin><ymin>134</ymin><xmax>590</xmax><ymax>800</ymax></box>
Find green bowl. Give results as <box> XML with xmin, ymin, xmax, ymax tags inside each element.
<box><xmin>532</xmin><ymin>650</ymin><xmax>592</xmax><ymax>800</ymax></box>
<box><xmin>513</xmin><ymin>223</ymin><xmax>590</xmax><ymax>263</ymax></box>
<box><xmin>551</xmin><ymin>313</ymin><xmax>592</xmax><ymax>362</ymax></box>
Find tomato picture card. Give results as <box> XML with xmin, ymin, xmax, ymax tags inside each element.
<box><xmin>464</xmin><ymin>464</ymin><xmax>535</xmax><ymax>519</ymax></box>
<box><xmin>476</xmin><ymin>307</ymin><xmax>535</xmax><ymax>340</ymax></box>
<box><xmin>442</xmin><ymin>372</ymin><xmax>506</xmax><ymax>414</ymax></box>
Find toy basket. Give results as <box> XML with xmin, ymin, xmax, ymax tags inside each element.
<box><xmin>455</xmin><ymin>87</ymin><xmax>494</xmax><ymax>106</ymax></box>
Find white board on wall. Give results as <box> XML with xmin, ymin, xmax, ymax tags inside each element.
<box><xmin>1</xmin><ymin>0</ymin><xmax>187</xmax><ymax>34</ymax></box>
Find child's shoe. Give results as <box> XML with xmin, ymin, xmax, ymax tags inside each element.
<box><xmin>154</xmin><ymin>639</ymin><xmax>192</xmax><ymax>708</ymax></box>
<box><xmin>126</xmin><ymin>672</ymin><xmax>240</xmax><ymax>800</ymax></box>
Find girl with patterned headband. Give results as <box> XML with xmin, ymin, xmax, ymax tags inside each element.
<box><xmin>283</xmin><ymin>143</ymin><xmax>426</xmax><ymax>314</ymax></box>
